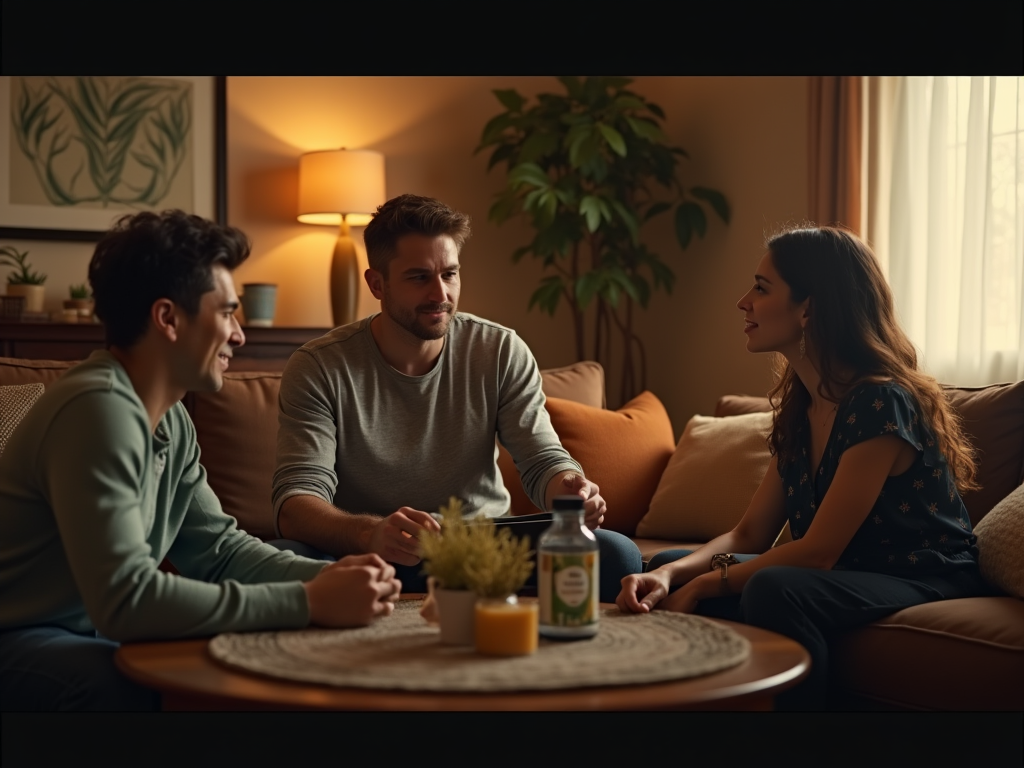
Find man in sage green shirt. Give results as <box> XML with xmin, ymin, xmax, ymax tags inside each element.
<box><xmin>0</xmin><ymin>210</ymin><xmax>401</xmax><ymax>711</ymax></box>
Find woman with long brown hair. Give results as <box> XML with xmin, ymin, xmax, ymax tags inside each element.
<box><xmin>616</xmin><ymin>226</ymin><xmax>994</xmax><ymax>710</ymax></box>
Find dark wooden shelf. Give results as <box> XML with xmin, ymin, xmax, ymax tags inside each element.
<box><xmin>0</xmin><ymin>323</ymin><xmax>332</xmax><ymax>371</ymax></box>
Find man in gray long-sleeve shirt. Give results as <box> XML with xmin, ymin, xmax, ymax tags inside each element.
<box><xmin>270</xmin><ymin>194</ymin><xmax>642</xmax><ymax>599</ymax></box>
<box><xmin>0</xmin><ymin>211</ymin><xmax>401</xmax><ymax>711</ymax></box>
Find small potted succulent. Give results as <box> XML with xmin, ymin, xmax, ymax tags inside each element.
<box><xmin>64</xmin><ymin>284</ymin><xmax>95</xmax><ymax>320</ymax></box>
<box><xmin>1</xmin><ymin>246</ymin><xmax>47</xmax><ymax>314</ymax></box>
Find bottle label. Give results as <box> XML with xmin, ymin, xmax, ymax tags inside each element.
<box><xmin>539</xmin><ymin>552</ymin><xmax>599</xmax><ymax>628</ymax></box>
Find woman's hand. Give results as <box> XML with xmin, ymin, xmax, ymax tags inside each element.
<box><xmin>616</xmin><ymin>569</ymin><xmax>672</xmax><ymax>613</ymax></box>
<box><xmin>657</xmin><ymin>573</ymin><xmax>718</xmax><ymax>613</ymax></box>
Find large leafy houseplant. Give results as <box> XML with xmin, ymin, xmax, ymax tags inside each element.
<box><xmin>477</xmin><ymin>77</ymin><xmax>729</xmax><ymax>404</ymax></box>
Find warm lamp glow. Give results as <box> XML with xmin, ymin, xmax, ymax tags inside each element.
<box><xmin>296</xmin><ymin>148</ymin><xmax>386</xmax><ymax>329</ymax></box>
<box><xmin>297</xmin><ymin>148</ymin><xmax>385</xmax><ymax>223</ymax></box>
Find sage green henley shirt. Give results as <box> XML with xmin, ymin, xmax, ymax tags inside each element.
<box><xmin>0</xmin><ymin>351</ymin><xmax>326</xmax><ymax>641</ymax></box>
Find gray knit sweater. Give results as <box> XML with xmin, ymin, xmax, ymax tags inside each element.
<box><xmin>272</xmin><ymin>313</ymin><xmax>581</xmax><ymax>531</ymax></box>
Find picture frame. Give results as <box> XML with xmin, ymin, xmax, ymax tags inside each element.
<box><xmin>0</xmin><ymin>76</ymin><xmax>226</xmax><ymax>242</ymax></box>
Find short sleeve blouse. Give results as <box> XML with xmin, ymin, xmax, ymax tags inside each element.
<box><xmin>778</xmin><ymin>381</ymin><xmax>978</xmax><ymax>576</ymax></box>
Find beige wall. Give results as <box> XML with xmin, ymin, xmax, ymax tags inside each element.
<box><xmin>3</xmin><ymin>76</ymin><xmax>809</xmax><ymax>436</ymax></box>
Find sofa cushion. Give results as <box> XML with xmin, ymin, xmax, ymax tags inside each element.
<box><xmin>635</xmin><ymin>412</ymin><xmax>774</xmax><ymax>542</ymax></box>
<box><xmin>974</xmin><ymin>482</ymin><xmax>1024</xmax><ymax>599</ymax></box>
<box><xmin>191</xmin><ymin>371</ymin><xmax>282</xmax><ymax>541</ymax></box>
<box><xmin>0</xmin><ymin>382</ymin><xmax>44</xmax><ymax>457</ymax></box>
<box><xmin>537</xmin><ymin>361</ymin><xmax>606</xmax><ymax>409</ymax></box>
<box><xmin>714</xmin><ymin>381</ymin><xmax>1024</xmax><ymax>526</ymax></box>
<box><xmin>0</xmin><ymin>357</ymin><xmax>75</xmax><ymax>388</ymax></box>
<box><xmin>500</xmin><ymin>391</ymin><xmax>675</xmax><ymax>536</ymax></box>
<box><xmin>830</xmin><ymin>597</ymin><xmax>1024</xmax><ymax>710</ymax></box>
<box><xmin>945</xmin><ymin>382</ymin><xmax>1024</xmax><ymax>526</ymax></box>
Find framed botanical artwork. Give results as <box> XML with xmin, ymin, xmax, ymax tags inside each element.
<box><xmin>0</xmin><ymin>75</ymin><xmax>226</xmax><ymax>242</ymax></box>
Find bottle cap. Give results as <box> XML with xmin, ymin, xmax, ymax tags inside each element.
<box><xmin>552</xmin><ymin>495</ymin><xmax>585</xmax><ymax>511</ymax></box>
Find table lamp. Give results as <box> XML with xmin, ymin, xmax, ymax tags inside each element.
<box><xmin>297</xmin><ymin>148</ymin><xmax>386</xmax><ymax>327</ymax></box>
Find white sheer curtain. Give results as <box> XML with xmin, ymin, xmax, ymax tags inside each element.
<box><xmin>868</xmin><ymin>76</ymin><xmax>1024</xmax><ymax>387</ymax></box>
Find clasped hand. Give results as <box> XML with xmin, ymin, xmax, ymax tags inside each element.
<box><xmin>305</xmin><ymin>553</ymin><xmax>402</xmax><ymax>628</ymax></box>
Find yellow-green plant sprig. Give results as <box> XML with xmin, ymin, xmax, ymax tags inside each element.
<box><xmin>419</xmin><ymin>497</ymin><xmax>534</xmax><ymax>597</ymax></box>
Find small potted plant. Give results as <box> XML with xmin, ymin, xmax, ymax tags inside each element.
<box><xmin>419</xmin><ymin>497</ymin><xmax>534</xmax><ymax>648</ymax></box>
<box><xmin>64</xmin><ymin>284</ymin><xmax>95</xmax><ymax>320</ymax></box>
<box><xmin>0</xmin><ymin>246</ymin><xmax>47</xmax><ymax>314</ymax></box>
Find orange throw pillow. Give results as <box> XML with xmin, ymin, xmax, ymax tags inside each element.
<box><xmin>500</xmin><ymin>392</ymin><xmax>675</xmax><ymax>537</ymax></box>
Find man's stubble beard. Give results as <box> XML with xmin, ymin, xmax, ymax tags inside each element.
<box><xmin>382</xmin><ymin>286</ymin><xmax>456</xmax><ymax>341</ymax></box>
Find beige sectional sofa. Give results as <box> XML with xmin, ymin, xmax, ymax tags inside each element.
<box><xmin>2</xmin><ymin>355</ymin><xmax>1021</xmax><ymax>710</ymax></box>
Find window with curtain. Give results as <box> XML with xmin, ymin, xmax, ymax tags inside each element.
<box><xmin>868</xmin><ymin>76</ymin><xmax>1024</xmax><ymax>387</ymax></box>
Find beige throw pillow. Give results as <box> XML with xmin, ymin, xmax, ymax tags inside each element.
<box><xmin>974</xmin><ymin>483</ymin><xmax>1024</xmax><ymax>599</ymax></box>
<box><xmin>636</xmin><ymin>411</ymin><xmax>773</xmax><ymax>541</ymax></box>
<box><xmin>0</xmin><ymin>382</ymin><xmax>44</xmax><ymax>457</ymax></box>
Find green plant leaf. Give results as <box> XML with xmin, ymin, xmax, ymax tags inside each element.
<box><xmin>647</xmin><ymin>102</ymin><xmax>666</xmax><ymax>120</ymax></box>
<box><xmin>643</xmin><ymin>201</ymin><xmax>672</xmax><ymax>221</ymax></box>
<box><xmin>648</xmin><ymin>257</ymin><xmax>676</xmax><ymax>294</ymax></box>
<box><xmin>687</xmin><ymin>201</ymin><xmax>707</xmax><ymax>238</ymax></box>
<box><xmin>529</xmin><ymin>277</ymin><xmax>564</xmax><ymax>315</ymax></box>
<box><xmin>511</xmin><ymin>245</ymin><xmax>532</xmax><ymax>263</ymax></box>
<box><xmin>608</xmin><ymin>266</ymin><xmax>640</xmax><ymax>302</ymax></box>
<box><xmin>488</xmin><ymin>191</ymin><xmax>518</xmax><ymax>224</ymax></box>
<box><xmin>478</xmin><ymin>112</ymin><xmax>516</xmax><ymax>148</ymax></box>
<box><xmin>556</xmin><ymin>76</ymin><xmax>585</xmax><ymax>101</ymax></box>
<box><xmin>493</xmin><ymin>89</ymin><xmax>525</xmax><ymax>114</ymax></box>
<box><xmin>519</xmin><ymin>131</ymin><xmax>558</xmax><ymax>163</ymax></box>
<box><xmin>613</xmin><ymin>94</ymin><xmax>647</xmax><ymax>112</ymax></box>
<box><xmin>597</xmin><ymin>123</ymin><xmax>627</xmax><ymax>157</ymax></box>
<box><xmin>575</xmin><ymin>270</ymin><xmax>603</xmax><ymax>309</ymax></box>
<box><xmin>624</xmin><ymin>116</ymin><xmax>667</xmax><ymax>145</ymax></box>
<box><xmin>579</xmin><ymin>195</ymin><xmax>602</xmax><ymax>233</ymax></box>
<box><xmin>632</xmin><ymin>274</ymin><xmax>652</xmax><ymax>308</ymax></box>
<box><xmin>507</xmin><ymin>162</ymin><xmax>549</xmax><ymax>190</ymax></box>
<box><xmin>486</xmin><ymin>142</ymin><xmax>516</xmax><ymax>171</ymax></box>
<box><xmin>675</xmin><ymin>204</ymin><xmax>693</xmax><ymax>249</ymax></box>
<box><xmin>610</xmin><ymin>200</ymin><xmax>640</xmax><ymax>245</ymax></box>
<box><xmin>690</xmin><ymin>186</ymin><xmax>731</xmax><ymax>224</ymax></box>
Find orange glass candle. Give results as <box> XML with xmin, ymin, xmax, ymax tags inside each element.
<box><xmin>474</xmin><ymin>596</ymin><xmax>539</xmax><ymax>656</ymax></box>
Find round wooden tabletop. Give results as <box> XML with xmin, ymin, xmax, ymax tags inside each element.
<box><xmin>116</xmin><ymin>604</ymin><xmax>809</xmax><ymax>711</ymax></box>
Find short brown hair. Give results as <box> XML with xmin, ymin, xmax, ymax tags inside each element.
<box><xmin>363</xmin><ymin>194</ymin><xmax>471</xmax><ymax>276</ymax></box>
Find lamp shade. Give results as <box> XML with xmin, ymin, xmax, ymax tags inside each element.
<box><xmin>297</xmin><ymin>148</ymin><xmax>386</xmax><ymax>226</ymax></box>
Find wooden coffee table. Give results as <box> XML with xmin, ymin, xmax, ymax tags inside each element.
<box><xmin>116</xmin><ymin>602</ymin><xmax>809</xmax><ymax>711</ymax></box>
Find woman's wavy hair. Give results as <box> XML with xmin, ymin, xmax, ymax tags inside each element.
<box><xmin>764</xmin><ymin>225</ymin><xmax>978</xmax><ymax>492</ymax></box>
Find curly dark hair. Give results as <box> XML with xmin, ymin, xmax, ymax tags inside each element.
<box><xmin>765</xmin><ymin>225</ymin><xmax>979</xmax><ymax>493</ymax></box>
<box><xmin>88</xmin><ymin>210</ymin><xmax>250</xmax><ymax>349</ymax></box>
<box><xmin>363</xmin><ymin>194</ymin><xmax>471</xmax><ymax>276</ymax></box>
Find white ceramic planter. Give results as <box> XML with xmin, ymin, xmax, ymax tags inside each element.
<box><xmin>431</xmin><ymin>580</ymin><xmax>478</xmax><ymax>646</ymax></box>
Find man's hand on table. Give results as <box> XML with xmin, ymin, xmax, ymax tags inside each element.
<box><xmin>365</xmin><ymin>507</ymin><xmax>441</xmax><ymax>566</ymax></box>
<box><xmin>304</xmin><ymin>554</ymin><xmax>402</xmax><ymax>627</ymax></box>
<box><xmin>553</xmin><ymin>472</ymin><xmax>606</xmax><ymax>530</ymax></box>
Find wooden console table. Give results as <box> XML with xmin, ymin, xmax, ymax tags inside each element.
<box><xmin>0</xmin><ymin>323</ymin><xmax>332</xmax><ymax>371</ymax></box>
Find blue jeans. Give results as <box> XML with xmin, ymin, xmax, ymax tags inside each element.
<box><xmin>0</xmin><ymin>626</ymin><xmax>161</xmax><ymax>711</ymax></box>
<box><xmin>646</xmin><ymin>549</ymin><xmax>993</xmax><ymax>710</ymax></box>
<box><xmin>268</xmin><ymin>527</ymin><xmax>642</xmax><ymax>605</ymax></box>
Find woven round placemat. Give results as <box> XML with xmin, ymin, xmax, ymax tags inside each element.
<box><xmin>208</xmin><ymin>601</ymin><xmax>751</xmax><ymax>692</ymax></box>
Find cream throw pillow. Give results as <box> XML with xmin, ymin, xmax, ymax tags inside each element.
<box><xmin>636</xmin><ymin>411</ymin><xmax>773</xmax><ymax>541</ymax></box>
<box><xmin>0</xmin><ymin>382</ymin><xmax>44</xmax><ymax>457</ymax></box>
<box><xmin>974</xmin><ymin>482</ymin><xmax>1024</xmax><ymax>599</ymax></box>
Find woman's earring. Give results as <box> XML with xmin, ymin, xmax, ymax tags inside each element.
<box><xmin>799</xmin><ymin>330</ymin><xmax>806</xmax><ymax>359</ymax></box>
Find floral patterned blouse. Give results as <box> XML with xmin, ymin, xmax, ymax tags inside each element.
<box><xmin>778</xmin><ymin>381</ymin><xmax>979</xmax><ymax>576</ymax></box>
